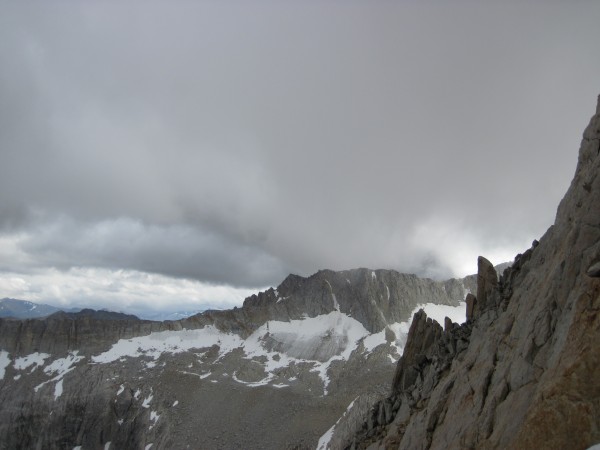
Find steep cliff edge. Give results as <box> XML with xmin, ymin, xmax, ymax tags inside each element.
<box><xmin>346</xmin><ymin>96</ymin><xmax>600</xmax><ymax>450</ymax></box>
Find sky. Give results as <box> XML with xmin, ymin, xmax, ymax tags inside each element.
<box><xmin>0</xmin><ymin>1</ymin><xmax>599</xmax><ymax>314</ymax></box>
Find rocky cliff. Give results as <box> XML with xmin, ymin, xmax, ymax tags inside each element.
<box><xmin>343</xmin><ymin>96</ymin><xmax>600</xmax><ymax>450</ymax></box>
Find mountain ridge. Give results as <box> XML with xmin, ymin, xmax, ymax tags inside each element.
<box><xmin>0</xmin><ymin>266</ymin><xmax>472</xmax><ymax>449</ymax></box>
<box><xmin>0</xmin><ymin>298</ymin><xmax>76</xmax><ymax>319</ymax></box>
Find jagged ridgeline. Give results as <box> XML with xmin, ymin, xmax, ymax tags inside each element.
<box><xmin>0</xmin><ymin>267</ymin><xmax>472</xmax><ymax>449</ymax></box>
<box><xmin>343</xmin><ymin>96</ymin><xmax>600</xmax><ymax>449</ymax></box>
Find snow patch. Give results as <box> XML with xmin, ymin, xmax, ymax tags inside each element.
<box><xmin>324</xmin><ymin>280</ymin><xmax>340</xmax><ymax>311</ymax></box>
<box><xmin>179</xmin><ymin>370</ymin><xmax>211</xmax><ymax>379</ymax></box>
<box><xmin>172</xmin><ymin>400</ymin><xmax>179</xmax><ymax>407</ymax></box>
<box><xmin>317</xmin><ymin>397</ymin><xmax>359</xmax><ymax>450</ymax></box>
<box><xmin>241</xmin><ymin>311</ymin><xmax>370</xmax><ymax>394</ymax></box>
<box><xmin>0</xmin><ymin>350</ymin><xmax>10</xmax><ymax>380</ymax></box>
<box><xmin>419</xmin><ymin>302</ymin><xmax>466</xmax><ymax>325</ymax></box>
<box><xmin>117</xmin><ymin>384</ymin><xmax>125</xmax><ymax>396</ymax></box>
<box><xmin>332</xmin><ymin>294</ymin><xmax>339</xmax><ymax>311</ymax></box>
<box><xmin>34</xmin><ymin>351</ymin><xmax>84</xmax><ymax>398</ymax></box>
<box><xmin>317</xmin><ymin>425</ymin><xmax>334</xmax><ymax>450</ymax></box>
<box><xmin>14</xmin><ymin>352</ymin><xmax>50</xmax><ymax>372</ymax></box>
<box><xmin>91</xmin><ymin>326</ymin><xmax>244</xmax><ymax>364</ymax></box>
<box><xmin>54</xmin><ymin>379</ymin><xmax>64</xmax><ymax>400</ymax></box>
<box><xmin>371</xmin><ymin>271</ymin><xmax>376</xmax><ymax>280</ymax></box>
<box><xmin>104</xmin><ymin>442</ymin><xmax>112</xmax><ymax>450</ymax></box>
<box><xmin>142</xmin><ymin>393</ymin><xmax>153</xmax><ymax>408</ymax></box>
<box><xmin>232</xmin><ymin>372</ymin><xmax>271</xmax><ymax>387</ymax></box>
<box><xmin>362</xmin><ymin>329</ymin><xmax>387</xmax><ymax>353</ymax></box>
<box><xmin>44</xmin><ymin>351</ymin><xmax>84</xmax><ymax>377</ymax></box>
<box><xmin>387</xmin><ymin>321</ymin><xmax>411</xmax><ymax>355</ymax></box>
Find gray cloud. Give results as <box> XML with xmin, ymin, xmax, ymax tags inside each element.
<box><xmin>14</xmin><ymin>216</ymin><xmax>288</xmax><ymax>287</ymax></box>
<box><xmin>0</xmin><ymin>266</ymin><xmax>260</xmax><ymax>315</ymax></box>
<box><xmin>1</xmin><ymin>1</ymin><xmax>600</xmax><ymax>298</ymax></box>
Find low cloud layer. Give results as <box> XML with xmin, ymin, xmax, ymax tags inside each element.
<box><xmin>0</xmin><ymin>267</ymin><xmax>259</xmax><ymax>315</ymax></box>
<box><xmin>1</xmin><ymin>2</ymin><xmax>599</xmax><ymax>311</ymax></box>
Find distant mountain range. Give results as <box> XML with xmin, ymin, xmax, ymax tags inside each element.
<box><xmin>0</xmin><ymin>298</ymin><xmax>204</xmax><ymax>321</ymax></box>
<box><xmin>0</xmin><ymin>298</ymin><xmax>78</xmax><ymax>319</ymax></box>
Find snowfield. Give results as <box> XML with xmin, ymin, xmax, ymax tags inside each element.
<box><xmin>89</xmin><ymin>301</ymin><xmax>465</xmax><ymax>393</ymax></box>
<box><xmin>3</xmin><ymin>301</ymin><xmax>465</xmax><ymax>401</ymax></box>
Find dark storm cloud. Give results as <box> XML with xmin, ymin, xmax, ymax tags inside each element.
<box><xmin>15</xmin><ymin>216</ymin><xmax>288</xmax><ymax>287</ymax></box>
<box><xmin>1</xmin><ymin>1</ymin><xmax>600</xmax><ymax>291</ymax></box>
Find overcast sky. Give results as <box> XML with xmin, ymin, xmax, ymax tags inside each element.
<box><xmin>1</xmin><ymin>1</ymin><xmax>599</xmax><ymax>314</ymax></box>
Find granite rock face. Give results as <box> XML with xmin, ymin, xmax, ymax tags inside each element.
<box><xmin>238</xmin><ymin>268</ymin><xmax>468</xmax><ymax>334</ymax></box>
<box><xmin>345</xmin><ymin>96</ymin><xmax>600</xmax><ymax>450</ymax></box>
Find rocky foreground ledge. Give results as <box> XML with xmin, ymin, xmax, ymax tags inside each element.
<box><xmin>343</xmin><ymin>97</ymin><xmax>600</xmax><ymax>450</ymax></box>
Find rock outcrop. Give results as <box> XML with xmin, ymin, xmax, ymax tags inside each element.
<box><xmin>344</xmin><ymin>96</ymin><xmax>600</xmax><ymax>450</ymax></box>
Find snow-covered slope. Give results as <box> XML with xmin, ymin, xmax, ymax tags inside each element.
<box><xmin>0</xmin><ymin>268</ymin><xmax>469</xmax><ymax>449</ymax></box>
